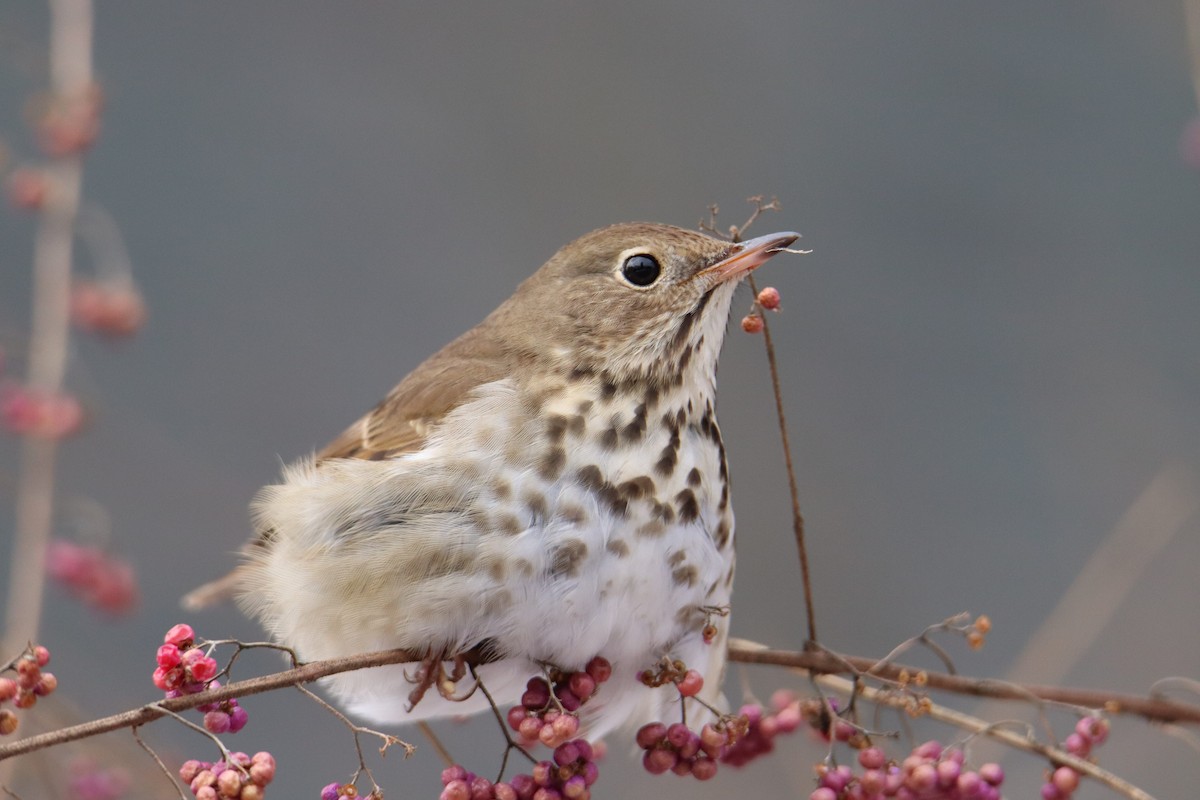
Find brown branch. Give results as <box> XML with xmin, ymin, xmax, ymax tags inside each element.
<box><xmin>0</xmin><ymin>647</ymin><xmax>428</xmax><ymax>762</ymax></box>
<box><xmin>727</xmin><ymin>641</ymin><xmax>1200</xmax><ymax>726</ymax></box>
<box><xmin>4</xmin><ymin>641</ymin><xmax>1197</xmax><ymax>766</ymax></box>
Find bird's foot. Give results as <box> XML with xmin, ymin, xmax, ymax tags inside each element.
<box><xmin>404</xmin><ymin>651</ymin><xmax>477</xmax><ymax>711</ymax></box>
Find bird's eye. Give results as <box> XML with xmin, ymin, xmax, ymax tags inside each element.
<box><xmin>620</xmin><ymin>254</ymin><xmax>661</xmax><ymax>287</ymax></box>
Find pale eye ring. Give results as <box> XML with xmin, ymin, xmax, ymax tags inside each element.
<box><xmin>620</xmin><ymin>254</ymin><xmax>661</xmax><ymax>287</ymax></box>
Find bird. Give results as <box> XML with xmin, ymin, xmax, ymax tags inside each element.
<box><xmin>186</xmin><ymin>222</ymin><xmax>799</xmax><ymax>740</ymax></box>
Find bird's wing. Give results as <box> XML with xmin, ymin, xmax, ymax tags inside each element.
<box><xmin>318</xmin><ymin>323</ymin><xmax>513</xmax><ymax>461</ymax></box>
<box><xmin>182</xmin><ymin>324</ymin><xmax>513</xmax><ymax>611</ymax></box>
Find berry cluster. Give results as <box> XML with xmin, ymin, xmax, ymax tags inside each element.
<box><xmin>0</xmin><ymin>644</ymin><xmax>56</xmax><ymax>736</ymax></box>
<box><xmin>179</xmin><ymin>751</ymin><xmax>275</xmax><ymax>800</ymax></box>
<box><xmin>718</xmin><ymin>695</ymin><xmax>805</xmax><ymax>767</ymax></box>
<box><xmin>804</xmin><ymin>740</ymin><xmax>1004</xmax><ymax>800</ymax></box>
<box><xmin>1</xmin><ymin>384</ymin><xmax>83</xmax><ymax>439</ymax></box>
<box><xmin>152</xmin><ymin>624</ymin><xmax>248</xmax><ymax>735</ymax></box>
<box><xmin>70</xmin><ymin>279</ymin><xmax>147</xmax><ymax>338</ymax></box>
<box><xmin>506</xmin><ymin>657</ymin><xmax>611</xmax><ymax>749</ymax></box>
<box><xmin>635</xmin><ymin>720</ymin><xmax>724</xmax><ymax>780</ymax></box>
<box><xmin>438</xmin><ymin>739</ymin><xmax>600</xmax><ymax>800</ymax></box>
<box><xmin>46</xmin><ymin>538</ymin><xmax>139</xmax><ymax>615</ymax></box>
<box><xmin>634</xmin><ymin>668</ymin><xmax>806</xmax><ymax>780</ymax></box>
<box><xmin>1039</xmin><ymin>716</ymin><xmax>1109</xmax><ymax>800</ymax></box>
<box><xmin>741</xmin><ymin>285</ymin><xmax>782</xmax><ymax>334</ymax></box>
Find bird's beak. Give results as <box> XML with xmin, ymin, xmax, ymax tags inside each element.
<box><xmin>700</xmin><ymin>231</ymin><xmax>801</xmax><ymax>284</ymax></box>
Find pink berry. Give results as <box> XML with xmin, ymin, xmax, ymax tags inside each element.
<box><xmin>978</xmin><ymin>763</ymin><xmax>1004</xmax><ymax>786</ymax></box>
<box><xmin>1078</xmin><ymin>716</ymin><xmax>1109</xmax><ymax>745</ymax></box>
<box><xmin>757</xmin><ymin>286</ymin><xmax>781</xmax><ymax>310</ymax></box>
<box><xmin>741</xmin><ymin>314</ymin><xmax>764</xmax><ymax>334</ymax></box>
<box><xmin>957</xmin><ymin>771</ymin><xmax>984</xmax><ymax>799</ymax></box>
<box><xmin>538</xmin><ymin>722</ymin><xmax>560</xmax><ymax>747</ymax></box>
<box><xmin>860</xmin><ymin>770</ymin><xmax>886</xmax><ymax>795</ymax></box>
<box><xmin>810</xmin><ymin>789</ymin><xmax>837</xmax><ymax>800</ymax></box>
<box><xmin>857</xmin><ymin>747</ymin><xmax>884</xmax><ymax>770</ymax></box>
<box><xmin>157</xmin><ymin>644</ymin><xmax>182</xmax><ymax>669</ymax></box>
<box><xmin>0</xmin><ymin>678</ymin><xmax>18</xmax><ymax>702</ymax></box>
<box><xmin>32</xmin><ymin>646</ymin><xmax>50</xmax><ymax>667</ymax></box>
<box><xmin>584</xmin><ymin>656</ymin><xmax>612</xmax><ymax>683</ymax></box>
<box><xmin>642</xmin><ymin>748</ymin><xmax>676</xmax><ymax>775</ymax></box>
<box><xmin>228</xmin><ymin>705</ymin><xmax>249</xmax><ymax>733</ymax></box>
<box><xmin>494</xmin><ymin>783</ymin><xmax>518</xmax><ymax>800</ymax></box>
<box><xmin>205</xmin><ymin>710</ymin><xmax>231</xmax><ymax>734</ymax></box>
<box><xmin>0</xmin><ymin>710</ymin><xmax>17</xmax><ymax>735</ymax></box>
<box><xmin>937</xmin><ymin>759</ymin><xmax>961</xmax><ymax>787</ymax></box>
<box><xmin>248</xmin><ymin>761</ymin><xmax>273</xmax><ymax>786</ymax></box>
<box><xmin>507</xmin><ymin>705</ymin><xmax>527</xmax><ymax>730</ymax></box>
<box><xmin>561</xmin><ymin>775</ymin><xmax>587</xmax><ymax>799</ymax></box>
<box><xmin>676</xmin><ymin>669</ymin><xmax>704</xmax><ymax>697</ymax></box>
<box><xmin>831</xmin><ymin>719</ymin><xmax>855</xmax><ymax>742</ymax></box>
<box><xmin>33</xmin><ymin>673</ymin><xmax>57</xmax><ymax>696</ymax></box>
<box><xmin>908</xmin><ymin>763</ymin><xmax>937</xmax><ymax>792</ymax></box>
<box><xmin>551</xmin><ymin>714</ymin><xmax>579</xmax><ymax>740</ymax></box>
<box><xmin>1051</xmin><ymin>766</ymin><xmax>1080</xmax><ymax>793</ymax></box>
<box><xmin>468</xmin><ymin>776</ymin><xmax>493</xmax><ymax>800</ymax></box>
<box><xmin>1041</xmin><ymin>783</ymin><xmax>1064</xmax><ymax>800</ymax></box>
<box><xmin>913</xmin><ymin>740</ymin><xmax>942</xmax><ymax>760</ymax></box>
<box><xmin>217</xmin><ymin>769</ymin><xmax>242</xmax><ymax>797</ymax></box>
<box><xmin>636</xmin><ymin>722</ymin><xmax>666</xmax><ymax>749</ymax></box>
<box><xmin>700</xmin><ymin>723</ymin><xmax>727</xmax><ymax>750</ymax></box>
<box><xmin>567</xmin><ymin>672</ymin><xmax>596</xmax><ymax>700</ymax></box>
<box><xmin>531</xmin><ymin>761</ymin><xmax>554</xmax><ymax>787</ymax></box>
<box><xmin>556</xmin><ymin>688</ymin><xmax>581</xmax><ymax>712</ymax></box>
<box><xmin>440</xmin><ymin>780</ymin><xmax>470</xmax><ymax>800</ymax></box>
<box><xmin>522</xmin><ymin>683</ymin><xmax>550</xmax><ymax>709</ymax></box>
<box><xmin>164</xmin><ymin>624</ymin><xmax>195</xmax><ymax>647</ymax></box>
<box><xmin>666</xmin><ymin>722</ymin><xmax>691</xmax><ymax>749</ymax></box>
<box><xmin>1064</xmin><ymin>732</ymin><xmax>1090</xmax><ymax>757</ymax></box>
<box><xmin>692</xmin><ymin>757</ymin><xmax>718</xmax><ymax>781</ymax></box>
<box><xmin>240</xmin><ymin>785</ymin><xmax>263</xmax><ymax>800</ymax></box>
<box><xmin>518</xmin><ymin>716</ymin><xmax>542</xmax><ymax>742</ymax></box>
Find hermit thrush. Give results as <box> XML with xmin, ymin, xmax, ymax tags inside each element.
<box><xmin>188</xmin><ymin>222</ymin><xmax>798</xmax><ymax>738</ymax></box>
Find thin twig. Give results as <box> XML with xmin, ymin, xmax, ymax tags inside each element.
<box><xmin>726</xmin><ymin>640</ymin><xmax>1200</xmax><ymax>726</ymax></box>
<box><xmin>470</xmin><ymin>664</ymin><xmax>536</xmax><ymax>783</ymax></box>
<box><xmin>710</xmin><ymin>196</ymin><xmax>820</xmax><ymax>647</ymax></box>
<box><xmin>417</xmin><ymin>721</ymin><xmax>455</xmax><ymax>769</ymax></box>
<box><xmin>295</xmin><ymin>684</ymin><xmax>410</xmax><ymax>797</ymax></box>
<box><xmin>746</xmin><ymin>271</ymin><xmax>818</xmax><ymax>646</ymax></box>
<box><xmin>131</xmin><ymin>726</ymin><xmax>187</xmax><ymax>800</ymax></box>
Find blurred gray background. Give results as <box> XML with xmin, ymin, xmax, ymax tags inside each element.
<box><xmin>2</xmin><ymin>2</ymin><xmax>1199</xmax><ymax>798</ymax></box>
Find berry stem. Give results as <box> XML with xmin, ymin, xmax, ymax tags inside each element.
<box><xmin>131</xmin><ymin>725</ymin><xmax>189</xmax><ymax>800</ymax></box>
<box><xmin>745</xmin><ymin>273</ymin><xmax>818</xmax><ymax>648</ymax></box>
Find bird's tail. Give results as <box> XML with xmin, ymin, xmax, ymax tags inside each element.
<box><xmin>181</xmin><ymin>566</ymin><xmax>247</xmax><ymax>610</ymax></box>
